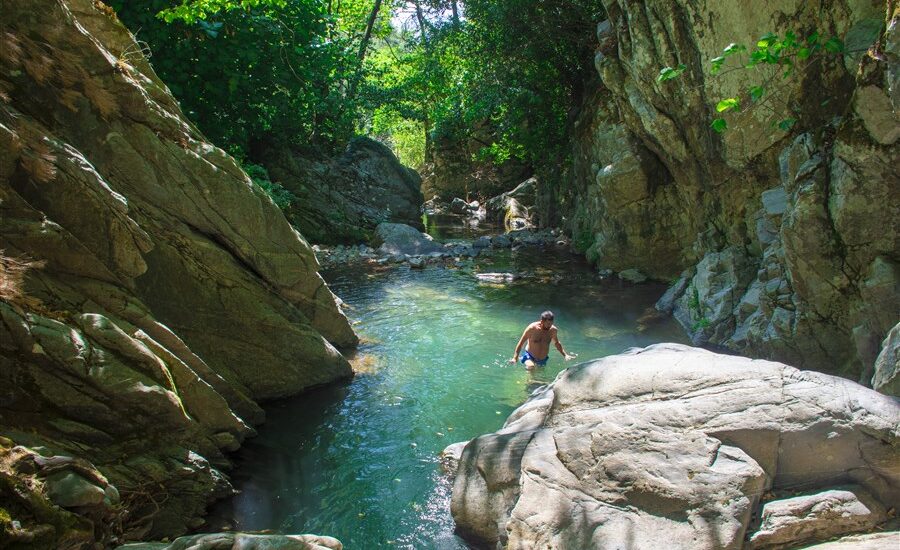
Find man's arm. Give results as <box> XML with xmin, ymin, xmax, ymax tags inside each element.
<box><xmin>510</xmin><ymin>326</ymin><xmax>530</xmax><ymax>363</ymax></box>
<box><xmin>552</xmin><ymin>329</ymin><xmax>577</xmax><ymax>360</ymax></box>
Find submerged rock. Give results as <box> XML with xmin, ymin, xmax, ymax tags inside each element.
<box><xmin>475</xmin><ymin>272</ymin><xmax>520</xmax><ymax>284</ymax></box>
<box><xmin>448</xmin><ymin>344</ymin><xmax>899</xmax><ymax>549</ymax></box>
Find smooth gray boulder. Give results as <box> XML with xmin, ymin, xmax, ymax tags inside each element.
<box><xmin>448</xmin><ymin>344</ymin><xmax>899</xmax><ymax>550</ymax></box>
<box><xmin>373</xmin><ymin>223</ymin><xmax>442</xmax><ymax>256</ymax></box>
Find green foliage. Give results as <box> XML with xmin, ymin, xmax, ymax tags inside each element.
<box><xmin>110</xmin><ymin>0</ymin><xmax>365</xmax><ymax>157</ymax></box>
<box><xmin>364</xmin><ymin>0</ymin><xmax>602</xmax><ymax>173</ymax></box>
<box><xmin>692</xmin><ymin>317</ymin><xmax>711</xmax><ymax>331</ymax></box>
<box><xmin>657</xmin><ymin>64</ymin><xmax>686</xmax><ymax>82</ymax></box>
<box><xmin>710</xmin><ymin>118</ymin><xmax>728</xmax><ymax>133</ymax></box>
<box><xmin>658</xmin><ymin>28</ymin><xmax>851</xmax><ymax>134</ymax></box>
<box><xmin>572</xmin><ymin>229</ymin><xmax>594</xmax><ymax>253</ymax></box>
<box><xmin>371</xmin><ymin>107</ymin><xmax>425</xmax><ymax>167</ymax></box>
<box><xmin>244</xmin><ymin>162</ymin><xmax>296</xmax><ymax>209</ymax></box>
<box><xmin>715</xmin><ymin>98</ymin><xmax>740</xmax><ymax>113</ymax></box>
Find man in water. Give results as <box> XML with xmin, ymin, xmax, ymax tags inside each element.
<box><xmin>509</xmin><ymin>311</ymin><xmax>577</xmax><ymax>369</ymax></box>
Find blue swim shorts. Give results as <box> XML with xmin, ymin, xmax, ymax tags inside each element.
<box><xmin>520</xmin><ymin>350</ymin><xmax>548</xmax><ymax>366</ymax></box>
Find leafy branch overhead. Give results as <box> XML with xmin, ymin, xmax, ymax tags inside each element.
<box><xmin>657</xmin><ymin>30</ymin><xmax>847</xmax><ymax>133</ymax></box>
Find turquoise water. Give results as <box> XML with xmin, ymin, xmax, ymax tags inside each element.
<box><xmin>206</xmin><ymin>248</ymin><xmax>689</xmax><ymax>548</ymax></box>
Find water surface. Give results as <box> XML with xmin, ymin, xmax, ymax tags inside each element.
<box><xmin>207</xmin><ymin>248</ymin><xmax>689</xmax><ymax>548</ymax></box>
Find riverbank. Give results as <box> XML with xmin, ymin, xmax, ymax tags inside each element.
<box><xmin>202</xmin><ymin>244</ymin><xmax>689</xmax><ymax>547</ymax></box>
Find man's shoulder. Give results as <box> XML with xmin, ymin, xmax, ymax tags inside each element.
<box><xmin>525</xmin><ymin>321</ymin><xmax>541</xmax><ymax>331</ymax></box>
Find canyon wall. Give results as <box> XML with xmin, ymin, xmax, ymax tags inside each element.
<box><xmin>567</xmin><ymin>1</ymin><xmax>898</xmax><ymax>387</ymax></box>
<box><xmin>0</xmin><ymin>0</ymin><xmax>356</xmax><ymax>544</ymax></box>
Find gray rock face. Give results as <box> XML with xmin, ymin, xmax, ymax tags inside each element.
<box><xmin>373</xmin><ymin>223</ymin><xmax>443</xmax><ymax>256</ymax></box>
<box><xmin>873</xmin><ymin>322</ymin><xmax>900</xmax><ymax>395</ymax></box>
<box><xmin>747</xmin><ymin>487</ymin><xmax>887</xmax><ymax>549</ymax></box>
<box><xmin>0</xmin><ymin>0</ymin><xmax>355</xmax><ymax>543</ymax></box>
<box><xmin>566</xmin><ymin>1</ymin><xmax>899</xmax><ymax>385</ymax></box>
<box><xmin>261</xmin><ymin>136</ymin><xmax>424</xmax><ymax>244</ymax></box>
<box><xmin>449</xmin><ymin>344</ymin><xmax>900</xmax><ymax>550</ymax></box>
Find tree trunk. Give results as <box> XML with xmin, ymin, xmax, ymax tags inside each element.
<box><xmin>450</xmin><ymin>0</ymin><xmax>459</xmax><ymax>26</ymax></box>
<box><xmin>357</xmin><ymin>0</ymin><xmax>383</xmax><ymax>62</ymax></box>
<box><xmin>413</xmin><ymin>0</ymin><xmax>428</xmax><ymax>41</ymax></box>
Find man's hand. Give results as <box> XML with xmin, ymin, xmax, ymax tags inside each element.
<box><xmin>564</xmin><ymin>352</ymin><xmax>578</xmax><ymax>361</ymax></box>
<box><xmin>508</xmin><ymin>357</ymin><xmax>517</xmax><ymax>364</ymax></box>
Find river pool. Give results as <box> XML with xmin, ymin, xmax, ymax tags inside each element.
<box><xmin>206</xmin><ymin>246</ymin><xmax>689</xmax><ymax>548</ymax></box>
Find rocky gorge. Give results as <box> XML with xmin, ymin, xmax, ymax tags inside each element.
<box><xmin>560</xmin><ymin>0</ymin><xmax>899</xmax><ymax>391</ymax></box>
<box><xmin>0</xmin><ymin>0</ymin><xmax>898</xmax><ymax>549</ymax></box>
<box><xmin>1</xmin><ymin>0</ymin><xmax>354</xmax><ymax>545</ymax></box>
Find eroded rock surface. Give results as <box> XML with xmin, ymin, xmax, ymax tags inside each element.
<box><xmin>448</xmin><ymin>344</ymin><xmax>900</xmax><ymax>549</ymax></box>
<box><xmin>565</xmin><ymin>0</ymin><xmax>899</xmax><ymax>386</ymax></box>
<box><xmin>0</xmin><ymin>0</ymin><xmax>355</xmax><ymax>544</ymax></box>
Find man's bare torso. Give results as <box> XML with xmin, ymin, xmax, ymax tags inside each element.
<box><xmin>524</xmin><ymin>321</ymin><xmax>556</xmax><ymax>360</ymax></box>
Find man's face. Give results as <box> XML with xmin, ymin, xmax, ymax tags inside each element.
<box><xmin>540</xmin><ymin>319</ymin><xmax>553</xmax><ymax>330</ymax></box>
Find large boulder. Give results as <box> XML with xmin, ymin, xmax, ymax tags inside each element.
<box><xmin>0</xmin><ymin>0</ymin><xmax>355</xmax><ymax>542</ymax></box>
<box><xmin>448</xmin><ymin>344</ymin><xmax>900</xmax><ymax>549</ymax></box>
<box><xmin>373</xmin><ymin>223</ymin><xmax>443</xmax><ymax>256</ymax></box>
<box><xmin>260</xmin><ymin>137</ymin><xmax>424</xmax><ymax>244</ymax></box>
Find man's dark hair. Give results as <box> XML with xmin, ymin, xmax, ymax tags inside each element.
<box><xmin>541</xmin><ymin>311</ymin><xmax>554</xmax><ymax>321</ymax></box>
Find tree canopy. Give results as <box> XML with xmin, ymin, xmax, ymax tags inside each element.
<box><xmin>110</xmin><ymin>0</ymin><xmax>603</xmax><ymax>172</ymax></box>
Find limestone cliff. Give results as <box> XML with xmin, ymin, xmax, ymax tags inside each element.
<box><xmin>0</xmin><ymin>0</ymin><xmax>356</xmax><ymax>544</ymax></box>
<box><xmin>566</xmin><ymin>1</ymin><xmax>899</xmax><ymax>388</ymax></box>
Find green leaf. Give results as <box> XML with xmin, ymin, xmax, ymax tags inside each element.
<box><xmin>749</xmin><ymin>86</ymin><xmax>764</xmax><ymax>101</ymax></box>
<box><xmin>711</xmin><ymin>118</ymin><xmax>728</xmax><ymax>133</ymax></box>
<box><xmin>778</xmin><ymin>118</ymin><xmax>797</xmax><ymax>131</ymax></box>
<box><xmin>657</xmin><ymin>64</ymin><xmax>687</xmax><ymax>82</ymax></box>
<box><xmin>710</xmin><ymin>56</ymin><xmax>726</xmax><ymax>75</ymax></box>
<box><xmin>723</xmin><ymin>43</ymin><xmax>746</xmax><ymax>56</ymax></box>
<box><xmin>797</xmin><ymin>47</ymin><xmax>811</xmax><ymax>60</ymax></box>
<box><xmin>783</xmin><ymin>30</ymin><xmax>797</xmax><ymax>48</ymax></box>
<box><xmin>757</xmin><ymin>32</ymin><xmax>778</xmax><ymax>49</ymax></box>
<box><xmin>807</xmin><ymin>31</ymin><xmax>820</xmax><ymax>46</ymax></box>
<box><xmin>824</xmin><ymin>37</ymin><xmax>844</xmax><ymax>53</ymax></box>
<box><xmin>747</xmin><ymin>50</ymin><xmax>767</xmax><ymax>67</ymax></box>
<box><xmin>716</xmin><ymin>97</ymin><xmax>740</xmax><ymax>112</ymax></box>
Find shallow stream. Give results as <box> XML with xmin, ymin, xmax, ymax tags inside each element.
<box><xmin>206</xmin><ymin>237</ymin><xmax>689</xmax><ymax>548</ymax></box>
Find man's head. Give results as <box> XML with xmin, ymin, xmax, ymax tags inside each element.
<box><xmin>539</xmin><ymin>310</ymin><xmax>554</xmax><ymax>329</ymax></box>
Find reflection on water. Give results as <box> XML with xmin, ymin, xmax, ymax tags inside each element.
<box><xmin>205</xmin><ymin>248</ymin><xmax>689</xmax><ymax>548</ymax></box>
